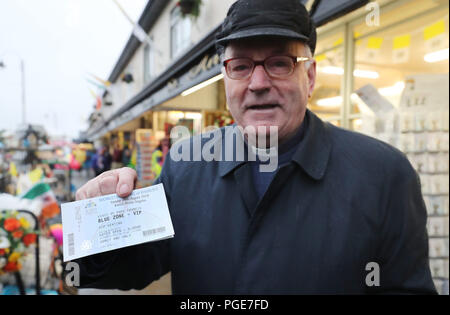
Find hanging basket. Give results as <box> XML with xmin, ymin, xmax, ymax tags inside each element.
<box><xmin>179</xmin><ymin>0</ymin><xmax>195</xmax><ymax>14</ymax></box>
<box><xmin>178</xmin><ymin>0</ymin><xmax>202</xmax><ymax>18</ymax></box>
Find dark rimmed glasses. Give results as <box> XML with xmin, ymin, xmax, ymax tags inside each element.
<box><xmin>223</xmin><ymin>55</ymin><xmax>312</xmax><ymax>80</ymax></box>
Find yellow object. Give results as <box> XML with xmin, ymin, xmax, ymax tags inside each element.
<box><xmin>393</xmin><ymin>34</ymin><xmax>411</xmax><ymax>50</ymax></box>
<box><xmin>74</xmin><ymin>149</ymin><xmax>87</xmax><ymax>165</ymax></box>
<box><xmin>19</xmin><ymin>217</ymin><xmax>30</xmax><ymax>229</ymax></box>
<box><xmin>367</xmin><ymin>37</ymin><xmax>383</xmax><ymax>50</ymax></box>
<box><xmin>315</xmin><ymin>54</ymin><xmax>326</xmax><ymax>62</ymax></box>
<box><xmin>151</xmin><ymin>150</ymin><xmax>163</xmax><ymax>178</ymax></box>
<box><xmin>131</xmin><ymin>147</ymin><xmax>137</xmax><ymax>167</ymax></box>
<box><xmin>424</xmin><ymin>20</ymin><xmax>445</xmax><ymax>41</ymax></box>
<box><xmin>9</xmin><ymin>162</ymin><xmax>18</xmax><ymax>178</ymax></box>
<box><xmin>9</xmin><ymin>252</ymin><xmax>21</xmax><ymax>263</ymax></box>
<box><xmin>354</xmin><ymin>32</ymin><xmax>362</xmax><ymax>46</ymax></box>
<box><xmin>28</xmin><ymin>168</ymin><xmax>43</xmax><ymax>184</ymax></box>
<box><xmin>136</xmin><ymin>129</ymin><xmax>153</xmax><ymax>144</ymax></box>
<box><xmin>118</xmin><ymin>131</ymin><xmax>124</xmax><ymax>149</ymax></box>
<box><xmin>333</xmin><ymin>37</ymin><xmax>343</xmax><ymax>47</ymax></box>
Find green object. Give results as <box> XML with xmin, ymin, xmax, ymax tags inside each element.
<box><xmin>178</xmin><ymin>0</ymin><xmax>202</xmax><ymax>19</ymax></box>
<box><xmin>21</xmin><ymin>183</ymin><xmax>51</xmax><ymax>200</ymax></box>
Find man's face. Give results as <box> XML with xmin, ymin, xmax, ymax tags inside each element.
<box><xmin>223</xmin><ymin>38</ymin><xmax>316</xmax><ymax>143</ymax></box>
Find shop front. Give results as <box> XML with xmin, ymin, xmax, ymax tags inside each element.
<box><xmin>310</xmin><ymin>0</ymin><xmax>449</xmax><ymax>294</ymax></box>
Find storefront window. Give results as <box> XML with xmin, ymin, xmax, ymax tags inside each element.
<box><xmin>155</xmin><ymin>110</ymin><xmax>202</xmax><ymax>135</ymax></box>
<box><xmin>352</xmin><ymin>0</ymin><xmax>449</xmax><ymax>129</ymax></box>
<box><xmin>351</xmin><ymin>1</ymin><xmax>449</xmax><ymax>293</ymax></box>
<box><xmin>310</xmin><ymin>29</ymin><xmax>344</xmax><ymax>125</ymax></box>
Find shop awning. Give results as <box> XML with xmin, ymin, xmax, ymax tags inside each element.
<box><xmin>309</xmin><ymin>0</ymin><xmax>369</xmax><ymax>27</ymax></box>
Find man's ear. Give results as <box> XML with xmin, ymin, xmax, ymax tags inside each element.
<box><xmin>307</xmin><ymin>60</ymin><xmax>317</xmax><ymax>99</ymax></box>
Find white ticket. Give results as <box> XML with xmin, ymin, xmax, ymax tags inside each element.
<box><xmin>61</xmin><ymin>184</ymin><xmax>174</xmax><ymax>262</ymax></box>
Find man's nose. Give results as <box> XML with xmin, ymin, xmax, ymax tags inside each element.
<box><xmin>248</xmin><ymin>64</ymin><xmax>272</xmax><ymax>93</ymax></box>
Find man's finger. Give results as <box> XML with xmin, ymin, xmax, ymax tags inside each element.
<box><xmin>115</xmin><ymin>167</ymin><xmax>137</xmax><ymax>198</ymax></box>
<box><xmin>74</xmin><ymin>168</ymin><xmax>137</xmax><ymax>201</ymax></box>
<box><xmin>98</xmin><ymin>173</ymin><xmax>119</xmax><ymax>196</ymax></box>
<box><xmin>76</xmin><ymin>170</ymin><xmax>116</xmax><ymax>200</ymax></box>
<box><xmin>75</xmin><ymin>187</ymin><xmax>87</xmax><ymax>201</ymax></box>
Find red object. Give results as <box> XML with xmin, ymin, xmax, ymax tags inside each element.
<box><xmin>23</xmin><ymin>233</ymin><xmax>37</xmax><ymax>247</ymax></box>
<box><xmin>69</xmin><ymin>155</ymin><xmax>81</xmax><ymax>170</ymax></box>
<box><xmin>4</xmin><ymin>218</ymin><xmax>21</xmax><ymax>232</ymax></box>
<box><xmin>54</xmin><ymin>164</ymin><xmax>70</xmax><ymax>170</ymax></box>
<box><xmin>42</xmin><ymin>203</ymin><xmax>60</xmax><ymax>219</ymax></box>
<box><xmin>3</xmin><ymin>262</ymin><xmax>20</xmax><ymax>272</ymax></box>
<box><xmin>0</xmin><ymin>249</ymin><xmax>5</xmax><ymax>256</ymax></box>
<box><xmin>96</xmin><ymin>96</ymin><xmax>102</xmax><ymax>111</ymax></box>
<box><xmin>12</xmin><ymin>230</ymin><xmax>24</xmax><ymax>239</ymax></box>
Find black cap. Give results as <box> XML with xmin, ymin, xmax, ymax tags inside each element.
<box><xmin>216</xmin><ymin>0</ymin><xmax>317</xmax><ymax>54</ymax></box>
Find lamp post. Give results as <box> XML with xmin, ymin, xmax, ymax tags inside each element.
<box><xmin>0</xmin><ymin>55</ymin><xmax>27</xmax><ymax>125</ymax></box>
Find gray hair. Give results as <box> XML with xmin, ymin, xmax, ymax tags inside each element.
<box><xmin>218</xmin><ymin>40</ymin><xmax>313</xmax><ymax>68</ymax></box>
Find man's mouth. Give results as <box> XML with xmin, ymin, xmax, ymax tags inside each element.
<box><xmin>246</xmin><ymin>104</ymin><xmax>280</xmax><ymax>110</ymax></box>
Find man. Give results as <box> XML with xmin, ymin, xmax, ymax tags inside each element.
<box><xmin>74</xmin><ymin>0</ymin><xmax>436</xmax><ymax>294</ymax></box>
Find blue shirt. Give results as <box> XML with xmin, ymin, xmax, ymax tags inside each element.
<box><xmin>250</xmin><ymin>115</ymin><xmax>308</xmax><ymax>200</ymax></box>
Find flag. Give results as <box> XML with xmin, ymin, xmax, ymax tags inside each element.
<box><xmin>21</xmin><ymin>183</ymin><xmax>60</xmax><ymax>220</ymax></box>
<box><xmin>86</xmin><ymin>78</ymin><xmax>106</xmax><ymax>90</ymax></box>
<box><xmin>96</xmin><ymin>96</ymin><xmax>102</xmax><ymax>111</ymax></box>
<box><xmin>89</xmin><ymin>88</ymin><xmax>97</xmax><ymax>99</ymax></box>
<box><xmin>133</xmin><ymin>24</ymin><xmax>151</xmax><ymax>44</ymax></box>
<box><xmin>112</xmin><ymin>0</ymin><xmax>153</xmax><ymax>46</ymax></box>
<box><xmin>87</xmin><ymin>73</ymin><xmax>111</xmax><ymax>87</ymax></box>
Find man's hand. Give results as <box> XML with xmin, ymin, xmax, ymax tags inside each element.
<box><xmin>75</xmin><ymin>167</ymin><xmax>137</xmax><ymax>200</ymax></box>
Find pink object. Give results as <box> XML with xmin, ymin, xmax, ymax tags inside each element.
<box><xmin>50</xmin><ymin>224</ymin><xmax>63</xmax><ymax>246</ymax></box>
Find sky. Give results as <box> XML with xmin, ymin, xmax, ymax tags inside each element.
<box><xmin>0</xmin><ymin>0</ymin><xmax>148</xmax><ymax>139</ymax></box>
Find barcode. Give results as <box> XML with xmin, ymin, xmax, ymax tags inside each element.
<box><xmin>143</xmin><ymin>227</ymin><xmax>166</xmax><ymax>237</ymax></box>
<box><xmin>68</xmin><ymin>233</ymin><xmax>75</xmax><ymax>256</ymax></box>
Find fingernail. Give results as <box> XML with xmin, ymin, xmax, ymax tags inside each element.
<box><xmin>119</xmin><ymin>184</ymin><xmax>129</xmax><ymax>196</ymax></box>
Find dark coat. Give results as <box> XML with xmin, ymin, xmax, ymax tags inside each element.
<box><xmin>77</xmin><ymin>110</ymin><xmax>436</xmax><ymax>294</ymax></box>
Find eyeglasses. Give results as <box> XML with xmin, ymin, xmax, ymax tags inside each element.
<box><xmin>223</xmin><ymin>55</ymin><xmax>312</xmax><ymax>80</ymax></box>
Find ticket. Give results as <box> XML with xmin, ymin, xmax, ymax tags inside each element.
<box><xmin>61</xmin><ymin>184</ymin><xmax>174</xmax><ymax>262</ymax></box>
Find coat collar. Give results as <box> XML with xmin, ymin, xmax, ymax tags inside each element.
<box><xmin>218</xmin><ymin>109</ymin><xmax>332</xmax><ymax>180</ymax></box>
<box><xmin>291</xmin><ymin>110</ymin><xmax>332</xmax><ymax>180</ymax></box>
<box><xmin>218</xmin><ymin>125</ymin><xmax>248</xmax><ymax>177</ymax></box>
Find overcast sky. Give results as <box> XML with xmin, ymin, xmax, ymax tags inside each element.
<box><xmin>0</xmin><ymin>0</ymin><xmax>148</xmax><ymax>139</ymax></box>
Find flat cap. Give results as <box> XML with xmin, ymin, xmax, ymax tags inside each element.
<box><xmin>216</xmin><ymin>0</ymin><xmax>317</xmax><ymax>54</ymax></box>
